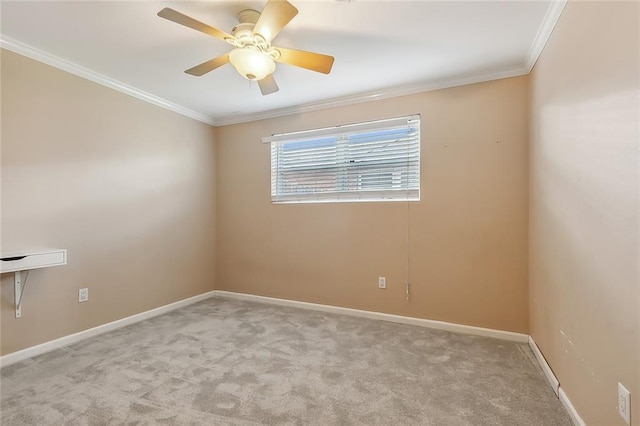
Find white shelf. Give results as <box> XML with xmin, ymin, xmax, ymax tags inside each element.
<box><xmin>1</xmin><ymin>249</ymin><xmax>67</xmax><ymax>319</ymax></box>
<box><xmin>0</xmin><ymin>249</ymin><xmax>67</xmax><ymax>273</ymax></box>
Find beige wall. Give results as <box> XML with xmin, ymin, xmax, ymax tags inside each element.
<box><xmin>216</xmin><ymin>76</ymin><xmax>530</xmax><ymax>333</ymax></box>
<box><xmin>1</xmin><ymin>3</ymin><xmax>636</xmax><ymax>421</ymax></box>
<box><xmin>0</xmin><ymin>50</ymin><xmax>217</xmax><ymax>355</ymax></box>
<box><xmin>529</xmin><ymin>1</ymin><xmax>639</xmax><ymax>424</ymax></box>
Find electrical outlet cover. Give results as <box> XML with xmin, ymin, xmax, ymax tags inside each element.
<box><xmin>618</xmin><ymin>382</ymin><xmax>631</xmax><ymax>424</ymax></box>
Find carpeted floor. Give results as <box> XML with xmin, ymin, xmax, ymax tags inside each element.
<box><xmin>1</xmin><ymin>298</ymin><xmax>571</xmax><ymax>425</ymax></box>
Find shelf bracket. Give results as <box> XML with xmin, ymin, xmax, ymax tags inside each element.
<box><xmin>1</xmin><ymin>249</ymin><xmax>66</xmax><ymax>319</ymax></box>
<box><xmin>15</xmin><ymin>271</ymin><xmax>23</xmax><ymax>319</ymax></box>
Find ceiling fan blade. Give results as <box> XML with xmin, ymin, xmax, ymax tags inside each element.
<box><xmin>184</xmin><ymin>54</ymin><xmax>230</xmax><ymax>76</ymax></box>
<box><xmin>274</xmin><ymin>47</ymin><xmax>334</xmax><ymax>74</ymax></box>
<box><xmin>158</xmin><ymin>8</ymin><xmax>233</xmax><ymax>42</ymax></box>
<box><xmin>253</xmin><ymin>0</ymin><xmax>298</xmax><ymax>42</ymax></box>
<box><xmin>258</xmin><ymin>74</ymin><xmax>279</xmax><ymax>95</ymax></box>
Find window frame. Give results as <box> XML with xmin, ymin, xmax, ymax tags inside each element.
<box><xmin>266</xmin><ymin>115</ymin><xmax>421</xmax><ymax>204</ymax></box>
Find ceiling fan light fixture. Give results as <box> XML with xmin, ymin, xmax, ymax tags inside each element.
<box><xmin>229</xmin><ymin>48</ymin><xmax>276</xmax><ymax>81</ymax></box>
<box><xmin>158</xmin><ymin>0</ymin><xmax>334</xmax><ymax>96</ymax></box>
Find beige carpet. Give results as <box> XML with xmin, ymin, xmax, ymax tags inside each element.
<box><xmin>1</xmin><ymin>298</ymin><xmax>571</xmax><ymax>425</ymax></box>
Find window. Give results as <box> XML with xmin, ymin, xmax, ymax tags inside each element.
<box><xmin>267</xmin><ymin>115</ymin><xmax>420</xmax><ymax>203</ymax></box>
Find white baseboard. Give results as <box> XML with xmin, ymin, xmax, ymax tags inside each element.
<box><xmin>0</xmin><ymin>290</ymin><xmax>216</xmax><ymax>368</ymax></box>
<box><xmin>1</xmin><ymin>287</ymin><xmax>585</xmax><ymax>426</ymax></box>
<box><xmin>211</xmin><ymin>292</ymin><xmax>580</xmax><ymax>425</ymax></box>
<box><xmin>529</xmin><ymin>336</ymin><xmax>585</xmax><ymax>426</ymax></box>
<box><xmin>528</xmin><ymin>336</ymin><xmax>560</xmax><ymax>396</ymax></box>
<box><xmin>559</xmin><ymin>387</ymin><xmax>586</xmax><ymax>426</ymax></box>
<box><xmin>212</xmin><ymin>290</ymin><xmax>529</xmax><ymax>343</ymax></box>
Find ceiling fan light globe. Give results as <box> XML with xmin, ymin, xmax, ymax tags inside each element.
<box><xmin>229</xmin><ymin>48</ymin><xmax>276</xmax><ymax>81</ymax></box>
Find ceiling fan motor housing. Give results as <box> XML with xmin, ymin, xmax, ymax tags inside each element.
<box><xmin>232</xmin><ymin>9</ymin><xmax>260</xmax><ymax>41</ymax></box>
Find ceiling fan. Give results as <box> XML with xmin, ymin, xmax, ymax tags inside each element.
<box><xmin>157</xmin><ymin>0</ymin><xmax>335</xmax><ymax>96</ymax></box>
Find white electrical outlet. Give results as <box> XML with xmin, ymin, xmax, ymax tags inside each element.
<box><xmin>78</xmin><ymin>288</ymin><xmax>89</xmax><ymax>303</ymax></box>
<box><xmin>378</xmin><ymin>277</ymin><xmax>386</xmax><ymax>289</ymax></box>
<box><xmin>618</xmin><ymin>382</ymin><xmax>631</xmax><ymax>424</ymax></box>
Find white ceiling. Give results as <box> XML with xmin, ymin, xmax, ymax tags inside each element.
<box><xmin>0</xmin><ymin>1</ymin><xmax>563</xmax><ymax>125</ymax></box>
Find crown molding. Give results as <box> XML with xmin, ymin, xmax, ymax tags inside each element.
<box><xmin>214</xmin><ymin>64</ymin><xmax>529</xmax><ymax>126</ymax></box>
<box><xmin>1</xmin><ymin>1</ymin><xmax>565</xmax><ymax>128</ymax></box>
<box><xmin>216</xmin><ymin>0</ymin><xmax>567</xmax><ymax>126</ymax></box>
<box><xmin>525</xmin><ymin>0</ymin><xmax>567</xmax><ymax>72</ymax></box>
<box><xmin>0</xmin><ymin>36</ymin><xmax>216</xmax><ymax>127</ymax></box>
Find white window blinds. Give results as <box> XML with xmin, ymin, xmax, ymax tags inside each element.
<box><xmin>267</xmin><ymin>115</ymin><xmax>420</xmax><ymax>203</ymax></box>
